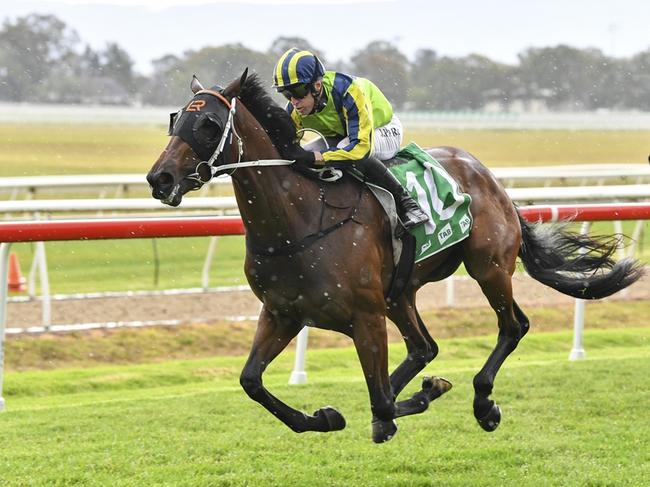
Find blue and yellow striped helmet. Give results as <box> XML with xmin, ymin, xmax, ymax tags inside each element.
<box><xmin>273</xmin><ymin>48</ymin><xmax>325</xmax><ymax>89</ymax></box>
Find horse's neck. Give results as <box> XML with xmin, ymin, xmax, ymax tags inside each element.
<box><xmin>231</xmin><ymin>112</ymin><xmax>319</xmax><ymax>247</ymax></box>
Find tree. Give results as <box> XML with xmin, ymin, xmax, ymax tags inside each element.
<box><xmin>624</xmin><ymin>49</ymin><xmax>650</xmax><ymax>110</ymax></box>
<box><xmin>99</xmin><ymin>42</ymin><xmax>136</xmax><ymax>93</ymax></box>
<box><xmin>348</xmin><ymin>41</ymin><xmax>410</xmax><ymax>109</ymax></box>
<box><xmin>0</xmin><ymin>13</ymin><xmax>79</xmax><ymax>101</ymax></box>
<box><xmin>517</xmin><ymin>45</ymin><xmax>611</xmax><ymax>110</ymax></box>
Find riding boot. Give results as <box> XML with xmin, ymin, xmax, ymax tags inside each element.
<box><xmin>358</xmin><ymin>156</ymin><xmax>429</xmax><ymax>230</ymax></box>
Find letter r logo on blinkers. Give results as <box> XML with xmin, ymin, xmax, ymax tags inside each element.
<box><xmin>186</xmin><ymin>100</ymin><xmax>206</xmax><ymax>112</ymax></box>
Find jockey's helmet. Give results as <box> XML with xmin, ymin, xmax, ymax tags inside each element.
<box><xmin>273</xmin><ymin>48</ymin><xmax>325</xmax><ymax>90</ymax></box>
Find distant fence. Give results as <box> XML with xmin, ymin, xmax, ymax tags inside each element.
<box><xmin>2</xmin><ymin>165</ymin><xmax>650</xmax><ymax>200</ymax></box>
<box><xmin>2</xmin><ymin>102</ymin><xmax>650</xmax><ymax>130</ymax></box>
<box><xmin>400</xmin><ymin>110</ymin><xmax>650</xmax><ymax>130</ymax></box>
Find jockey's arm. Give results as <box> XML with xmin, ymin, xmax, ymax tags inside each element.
<box><xmin>321</xmin><ymin>84</ymin><xmax>373</xmax><ymax>163</ymax></box>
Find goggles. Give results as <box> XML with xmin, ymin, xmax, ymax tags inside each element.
<box><xmin>278</xmin><ymin>83</ymin><xmax>312</xmax><ymax>101</ymax></box>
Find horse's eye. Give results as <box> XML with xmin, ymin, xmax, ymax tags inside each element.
<box><xmin>193</xmin><ymin>113</ymin><xmax>223</xmax><ymax>145</ymax></box>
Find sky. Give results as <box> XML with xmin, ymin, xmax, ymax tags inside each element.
<box><xmin>2</xmin><ymin>0</ymin><xmax>649</xmax><ymax>75</ymax></box>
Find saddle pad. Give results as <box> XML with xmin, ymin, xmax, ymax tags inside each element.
<box><xmin>389</xmin><ymin>142</ymin><xmax>473</xmax><ymax>262</ymax></box>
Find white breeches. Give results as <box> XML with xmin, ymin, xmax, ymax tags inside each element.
<box><xmin>303</xmin><ymin>114</ymin><xmax>403</xmax><ymax>161</ymax></box>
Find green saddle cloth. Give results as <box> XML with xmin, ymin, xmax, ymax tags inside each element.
<box><xmin>389</xmin><ymin>142</ymin><xmax>473</xmax><ymax>262</ymax></box>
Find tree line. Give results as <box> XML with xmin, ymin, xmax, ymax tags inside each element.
<box><xmin>1</xmin><ymin>13</ymin><xmax>649</xmax><ymax>111</ymax></box>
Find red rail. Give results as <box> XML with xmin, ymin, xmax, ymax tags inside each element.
<box><xmin>1</xmin><ymin>203</ymin><xmax>649</xmax><ymax>243</ymax></box>
<box><xmin>0</xmin><ymin>216</ymin><xmax>245</xmax><ymax>243</ymax></box>
<box><xmin>519</xmin><ymin>203</ymin><xmax>650</xmax><ymax>223</ymax></box>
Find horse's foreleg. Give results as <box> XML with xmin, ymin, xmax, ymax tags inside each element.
<box><xmin>352</xmin><ymin>311</ymin><xmax>398</xmax><ymax>443</ymax></box>
<box><xmin>239</xmin><ymin>307</ymin><xmax>346</xmax><ymax>434</ymax></box>
<box><xmin>387</xmin><ymin>295</ymin><xmax>452</xmax><ymax>419</ymax></box>
<box><xmin>472</xmin><ymin>274</ymin><xmax>530</xmax><ymax>432</ymax></box>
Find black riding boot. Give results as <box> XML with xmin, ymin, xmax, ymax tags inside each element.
<box><xmin>358</xmin><ymin>156</ymin><xmax>429</xmax><ymax>230</ymax></box>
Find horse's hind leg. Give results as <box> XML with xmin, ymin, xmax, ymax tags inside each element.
<box><xmin>387</xmin><ymin>293</ymin><xmax>452</xmax><ymax>418</ymax></box>
<box><xmin>470</xmin><ymin>269</ymin><xmax>530</xmax><ymax>432</ymax></box>
<box><xmin>239</xmin><ymin>307</ymin><xmax>346</xmax><ymax>434</ymax></box>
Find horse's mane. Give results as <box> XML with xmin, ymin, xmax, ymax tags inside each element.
<box><xmin>238</xmin><ymin>73</ymin><xmax>298</xmax><ymax>158</ymax></box>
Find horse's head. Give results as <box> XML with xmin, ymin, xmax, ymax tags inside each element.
<box><xmin>147</xmin><ymin>71</ymin><xmax>248</xmax><ymax>206</ymax></box>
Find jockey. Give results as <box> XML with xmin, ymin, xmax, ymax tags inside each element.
<box><xmin>273</xmin><ymin>47</ymin><xmax>429</xmax><ymax>230</ymax></box>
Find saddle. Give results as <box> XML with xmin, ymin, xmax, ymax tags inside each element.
<box><xmin>292</xmin><ymin>143</ymin><xmax>474</xmax><ymax>301</ymax></box>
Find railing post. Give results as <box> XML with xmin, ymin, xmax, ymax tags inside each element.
<box><xmin>37</xmin><ymin>242</ymin><xmax>51</xmax><ymax>330</ymax></box>
<box><xmin>569</xmin><ymin>221</ymin><xmax>591</xmax><ymax>361</ymax></box>
<box><xmin>202</xmin><ymin>236</ymin><xmax>219</xmax><ymax>290</ymax></box>
<box><xmin>446</xmin><ymin>276</ymin><xmax>455</xmax><ymax>307</ymax></box>
<box><xmin>289</xmin><ymin>327</ymin><xmax>309</xmax><ymax>385</ymax></box>
<box><xmin>0</xmin><ymin>242</ymin><xmax>12</xmax><ymax>411</ymax></box>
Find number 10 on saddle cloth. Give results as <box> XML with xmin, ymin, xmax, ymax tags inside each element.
<box><xmin>389</xmin><ymin>142</ymin><xmax>473</xmax><ymax>263</ymax></box>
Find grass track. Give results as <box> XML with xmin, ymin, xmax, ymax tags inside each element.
<box><xmin>1</xmin><ymin>328</ymin><xmax>649</xmax><ymax>486</ymax></box>
<box><xmin>2</xmin><ymin>124</ymin><xmax>649</xmax><ymax>177</ymax></box>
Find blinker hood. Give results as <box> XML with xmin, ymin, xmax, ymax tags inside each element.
<box><xmin>168</xmin><ymin>92</ymin><xmax>229</xmax><ymax>161</ymax></box>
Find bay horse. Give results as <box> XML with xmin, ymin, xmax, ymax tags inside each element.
<box><xmin>147</xmin><ymin>70</ymin><xmax>643</xmax><ymax>443</ymax></box>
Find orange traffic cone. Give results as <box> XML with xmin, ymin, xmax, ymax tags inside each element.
<box><xmin>8</xmin><ymin>252</ymin><xmax>27</xmax><ymax>292</ymax></box>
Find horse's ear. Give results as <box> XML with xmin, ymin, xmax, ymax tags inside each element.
<box><xmin>191</xmin><ymin>75</ymin><xmax>204</xmax><ymax>94</ymax></box>
<box><xmin>239</xmin><ymin>68</ymin><xmax>248</xmax><ymax>88</ymax></box>
<box><xmin>223</xmin><ymin>68</ymin><xmax>248</xmax><ymax>97</ymax></box>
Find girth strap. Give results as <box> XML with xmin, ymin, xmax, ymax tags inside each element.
<box><xmin>246</xmin><ymin>185</ymin><xmax>362</xmax><ymax>257</ymax></box>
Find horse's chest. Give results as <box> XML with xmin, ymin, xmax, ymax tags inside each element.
<box><xmin>245</xmin><ymin>256</ymin><xmax>354</xmax><ymax>327</ymax></box>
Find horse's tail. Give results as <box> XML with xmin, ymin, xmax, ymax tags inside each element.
<box><xmin>516</xmin><ymin>211</ymin><xmax>644</xmax><ymax>299</ymax></box>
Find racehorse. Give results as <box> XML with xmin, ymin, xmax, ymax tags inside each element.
<box><xmin>146</xmin><ymin>70</ymin><xmax>643</xmax><ymax>443</ymax></box>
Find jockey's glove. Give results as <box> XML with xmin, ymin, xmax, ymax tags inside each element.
<box><xmin>289</xmin><ymin>147</ymin><xmax>316</xmax><ymax>167</ymax></box>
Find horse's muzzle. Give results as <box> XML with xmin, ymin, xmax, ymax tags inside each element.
<box><xmin>147</xmin><ymin>170</ymin><xmax>182</xmax><ymax>206</ymax></box>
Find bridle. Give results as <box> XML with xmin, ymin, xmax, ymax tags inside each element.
<box><xmin>180</xmin><ymin>89</ymin><xmax>295</xmax><ymax>189</ymax></box>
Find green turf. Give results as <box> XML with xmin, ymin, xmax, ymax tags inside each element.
<box><xmin>406</xmin><ymin>129</ymin><xmax>650</xmax><ymax>167</ymax></box>
<box><xmin>0</xmin><ymin>328</ymin><xmax>648</xmax><ymax>486</ymax></box>
<box><xmin>2</xmin><ymin>124</ymin><xmax>649</xmax><ymax>177</ymax></box>
<box><xmin>0</xmin><ymin>124</ymin><xmax>166</xmax><ymax>177</ymax></box>
<box><xmin>8</xmin><ymin>235</ymin><xmax>248</xmax><ymax>295</ymax></box>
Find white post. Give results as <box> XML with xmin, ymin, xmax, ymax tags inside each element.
<box><xmin>37</xmin><ymin>242</ymin><xmax>51</xmax><ymax>330</ymax></box>
<box><xmin>201</xmin><ymin>236</ymin><xmax>219</xmax><ymax>290</ymax></box>
<box><xmin>446</xmin><ymin>276</ymin><xmax>455</xmax><ymax>307</ymax></box>
<box><xmin>569</xmin><ymin>221</ymin><xmax>591</xmax><ymax>361</ymax></box>
<box><xmin>28</xmin><ymin>245</ymin><xmax>39</xmax><ymax>298</ymax></box>
<box><xmin>613</xmin><ymin>220</ymin><xmax>625</xmax><ymax>261</ymax></box>
<box><xmin>289</xmin><ymin>327</ymin><xmax>309</xmax><ymax>384</ymax></box>
<box><xmin>0</xmin><ymin>242</ymin><xmax>12</xmax><ymax>411</ymax></box>
<box><xmin>570</xmin><ymin>298</ymin><xmax>587</xmax><ymax>360</ymax></box>
<box><xmin>629</xmin><ymin>220</ymin><xmax>644</xmax><ymax>258</ymax></box>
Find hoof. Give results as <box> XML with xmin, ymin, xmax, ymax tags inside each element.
<box><xmin>477</xmin><ymin>402</ymin><xmax>502</xmax><ymax>432</ymax></box>
<box><xmin>372</xmin><ymin>419</ymin><xmax>398</xmax><ymax>443</ymax></box>
<box><xmin>314</xmin><ymin>406</ymin><xmax>346</xmax><ymax>431</ymax></box>
<box><xmin>422</xmin><ymin>376</ymin><xmax>453</xmax><ymax>395</ymax></box>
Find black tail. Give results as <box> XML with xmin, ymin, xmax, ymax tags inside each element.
<box><xmin>517</xmin><ymin>212</ymin><xmax>644</xmax><ymax>299</ymax></box>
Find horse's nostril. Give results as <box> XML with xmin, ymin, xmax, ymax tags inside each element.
<box><xmin>148</xmin><ymin>171</ymin><xmax>174</xmax><ymax>190</ymax></box>
<box><xmin>157</xmin><ymin>172</ymin><xmax>173</xmax><ymax>187</ymax></box>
